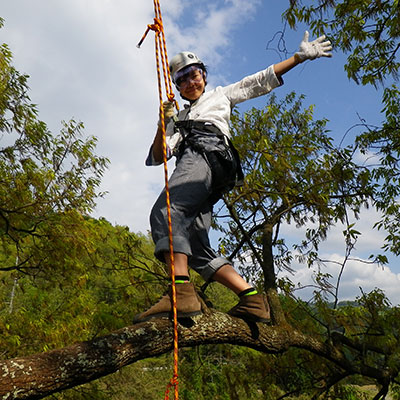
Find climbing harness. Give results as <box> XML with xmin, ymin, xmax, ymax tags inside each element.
<box><xmin>137</xmin><ymin>2</ymin><xmax>179</xmax><ymax>399</ymax></box>
<box><xmin>174</xmin><ymin>120</ymin><xmax>244</xmax><ymax>203</ymax></box>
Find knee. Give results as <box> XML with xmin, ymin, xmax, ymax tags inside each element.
<box><xmin>149</xmin><ymin>203</ymin><xmax>158</xmax><ymax>225</ymax></box>
<box><xmin>150</xmin><ymin>199</ymin><xmax>165</xmax><ymax>228</ymax></box>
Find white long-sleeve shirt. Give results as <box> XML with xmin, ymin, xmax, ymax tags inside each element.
<box><xmin>146</xmin><ymin>64</ymin><xmax>282</xmax><ymax>166</ymax></box>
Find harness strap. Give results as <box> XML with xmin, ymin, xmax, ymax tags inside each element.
<box><xmin>175</xmin><ymin>120</ymin><xmax>244</xmax><ymax>186</ymax></box>
<box><xmin>175</xmin><ymin>120</ymin><xmax>220</xmax><ymax>135</ymax></box>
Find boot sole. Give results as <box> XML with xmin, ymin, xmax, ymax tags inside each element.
<box><xmin>133</xmin><ymin>310</ymin><xmax>202</xmax><ymax>323</ymax></box>
<box><xmin>228</xmin><ymin>313</ymin><xmax>270</xmax><ymax>323</ymax></box>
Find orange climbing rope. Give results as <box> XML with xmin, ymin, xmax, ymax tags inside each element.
<box><xmin>137</xmin><ymin>2</ymin><xmax>179</xmax><ymax>399</ymax></box>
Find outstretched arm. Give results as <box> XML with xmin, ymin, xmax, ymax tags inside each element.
<box><xmin>273</xmin><ymin>55</ymin><xmax>301</xmax><ymax>78</ymax></box>
<box><xmin>274</xmin><ymin>31</ymin><xmax>332</xmax><ymax>78</ymax></box>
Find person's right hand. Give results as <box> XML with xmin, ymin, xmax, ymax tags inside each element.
<box><xmin>158</xmin><ymin>101</ymin><xmax>175</xmax><ymax>127</ymax></box>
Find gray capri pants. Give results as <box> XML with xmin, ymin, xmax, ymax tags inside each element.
<box><xmin>150</xmin><ymin>145</ymin><xmax>230</xmax><ymax>282</ymax></box>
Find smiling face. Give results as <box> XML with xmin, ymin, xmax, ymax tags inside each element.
<box><xmin>174</xmin><ymin>65</ymin><xmax>206</xmax><ymax>101</ymax></box>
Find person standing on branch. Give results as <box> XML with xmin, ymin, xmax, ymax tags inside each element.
<box><xmin>134</xmin><ymin>31</ymin><xmax>332</xmax><ymax>323</ymax></box>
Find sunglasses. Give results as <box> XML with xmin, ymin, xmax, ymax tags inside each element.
<box><xmin>174</xmin><ymin>65</ymin><xmax>204</xmax><ymax>89</ymax></box>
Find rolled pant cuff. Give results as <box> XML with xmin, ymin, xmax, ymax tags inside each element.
<box><xmin>154</xmin><ymin>235</ymin><xmax>192</xmax><ymax>262</ymax></box>
<box><xmin>203</xmin><ymin>256</ymin><xmax>232</xmax><ymax>282</ymax></box>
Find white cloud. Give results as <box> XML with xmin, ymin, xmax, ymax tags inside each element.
<box><xmin>283</xmin><ymin>251</ymin><xmax>400</xmax><ymax>306</ymax></box>
<box><xmin>163</xmin><ymin>0</ymin><xmax>261</xmax><ymax>84</ymax></box>
<box><xmin>2</xmin><ymin>0</ymin><xmax>160</xmax><ymax>232</ymax></box>
<box><xmin>276</xmin><ymin>205</ymin><xmax>400</xmax><ymax>304</ymax></box>
<box><xmin>281</xmin><ymin>206</ymin><xmax>387</xmax><ymax>259</ymax></box>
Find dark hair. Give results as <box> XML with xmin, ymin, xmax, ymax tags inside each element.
<box><xmin>198</xmin><ymin>64</ymin><xmax>208</xmax><ymax>86</ymax></box>
<box><xmin>199</xmin><ymin>64</ymin><xmax>208</xmax><ymax>74</ymax></box>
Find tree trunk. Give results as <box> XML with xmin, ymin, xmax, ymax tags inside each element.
<box><xmin>261</xmin><ymin>222</ymin><xmax>287</xmax><ymax>325</ymax></box>
<box><xmin>0</xmin><ymin>308</ymin><xmax>389</xmax><ymax>399</ymax></box>
<box><xmin>0</xmin><ymin>309</ymin><xmax>298</xmax><ymax>399</ymax></box>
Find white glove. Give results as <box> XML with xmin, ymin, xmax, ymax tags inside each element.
<box><xmin>158</xmin><ymin>101</ymin><xmax>175</xmax><ymax>128</ymax></box>
<box><xmin>295</xmin><ymin>31</ymin><xmax>332</xmax><ymax>63</ymax></box>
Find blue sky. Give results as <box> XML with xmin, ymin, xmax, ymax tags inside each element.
<box><xmin>2</xmin><ymin>0</ymin><xmax>398</xmax><ymax>304</ymax></box>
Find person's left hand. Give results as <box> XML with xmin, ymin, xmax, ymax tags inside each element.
<box><xmin>295</xmin><ymin>31</ymin><xmax>332</xmax><ymax>62</ymax></box>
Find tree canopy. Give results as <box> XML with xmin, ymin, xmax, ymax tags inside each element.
<box><xmin>284</xmin><ymin>0</ymin><xmax>400</xmax><ymax>257</ymax></box>
<box><xmin>0</xmin><ymin>16</ymin><xmax>109</xmax><ymax>278</ymax></box>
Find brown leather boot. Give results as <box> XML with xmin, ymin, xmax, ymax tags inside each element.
<box><xmin>227</xmin><ymin>293</ymin><xmax>270</xmax><ymax>323</ymax></box>
<box><xmin>133</xmin><ymin>283</ymin><xmax>202</xmax><ymax>323</ymax></box>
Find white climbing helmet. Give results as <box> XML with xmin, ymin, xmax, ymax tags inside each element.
<box><xmin>169</xmin><ymin>51</ymin><xmax>205</xmax><ymax>83</ymax></box>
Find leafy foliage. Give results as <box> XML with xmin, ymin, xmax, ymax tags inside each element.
<box><xmin>282</xmin><ymin>0</ymin><xmax>400</xmax><ymax>261</ymax></box>
<box><xmin>0</xmin><ymin>218</ymin><xmax>165</xmax><ymax>358</ymax></box>
<box><xmin>0</xmin><ymin>25</ymin><xmax>166</xmax><ymax>372</ymax></box>
<box><xmin>0</xmin><ymin>37</ymin><xmax>109</xmax><ymax>276</ymax></box>
<box><xmin>217</xmin><ymin>93</ymin><xmax>373</xmax><ymax>296</ymax></box>
<box><xmin>283</xmin><ymin>0</ymin><xmax>400</xmax><ymax>86</ymax></box>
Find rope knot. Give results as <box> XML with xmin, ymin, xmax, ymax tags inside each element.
<box><xmin>149</xmin><ymin>17</ymin><xmax>162</xmax><ymax>34</ymax></box>
<box><xmin>136</xmin><ymin>18</ymin><xmax>163</xmax><ymax>48</ymax></box>
<box><xmin>164</xmin><ymin>375</ymin><xmax>179</xmax><ymax>400</ymax></box>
